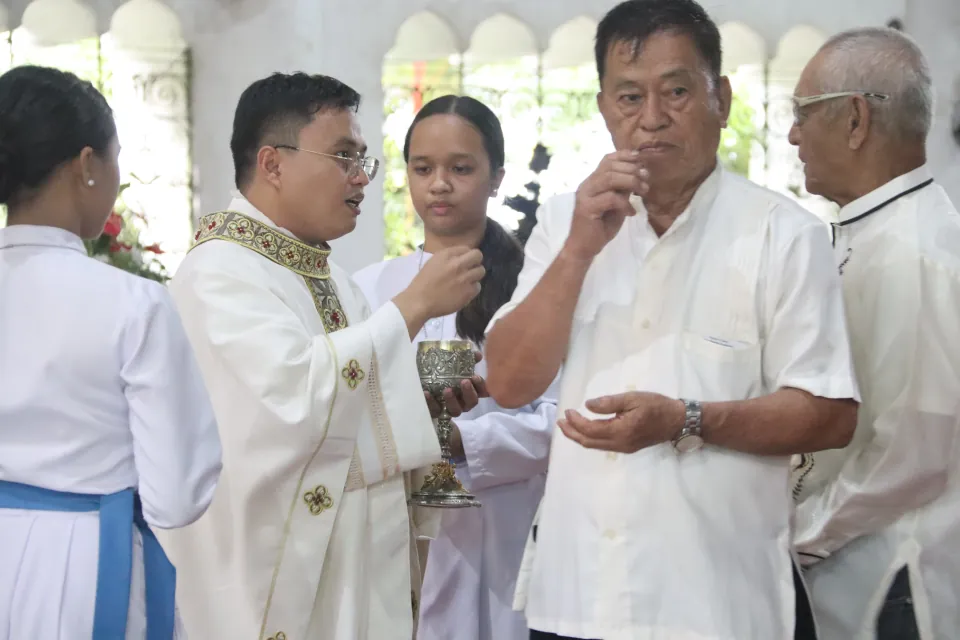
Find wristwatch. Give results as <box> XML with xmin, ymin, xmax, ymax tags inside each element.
<box><xmin>672</xmin><ymin>398</ymin><xmax>704</xmax><ymax>453</ymax></box>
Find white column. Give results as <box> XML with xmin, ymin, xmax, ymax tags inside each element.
<box><xmin>189</xmin><ymin>2</ymin><xmax>316</xmax><ymax>230</ymax></box>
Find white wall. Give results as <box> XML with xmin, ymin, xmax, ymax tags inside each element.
<box><xmin>181</xmin><ymin>0</ymin><xmax>957</xmax><ymax>274</ymax></box>
<box><xmin>188</xmin><ymin>0</ymin><xmax>323</xmax><ymax>246</ymax></box>
<box><xmin>905</xmin><ymin>0</ymin><xmax>960</xmax><ymax>207</ymax></box>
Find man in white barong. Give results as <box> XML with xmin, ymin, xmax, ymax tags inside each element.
<box><xmin>484</xmin><ymin>1</ymin><xmax>861</xmax><ymax>639</ymax></box>
<box><xmin>160</xmin><ymin>72</ymin><xmax>486</xmax><ymax>640</ymax></box>
<box><xmin>789</xmin><ymin>28</ymin><xmax>960</xmax><ymax>640</ymax></box>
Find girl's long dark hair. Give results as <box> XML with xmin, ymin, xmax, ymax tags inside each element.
<box><xmin>403</xmin><ymin>95</ymin><xmax>524</xmax><ymax>346</ymax></box>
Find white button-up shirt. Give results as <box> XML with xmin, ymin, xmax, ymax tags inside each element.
<box><xmin>793</xmin><ymin>165</ymin><xmax>960</xmax><ymax>640</ymax></box>
<box><xmin>0</xmin><ymin>224</ymin><xmax>222</xmax><ymax>638</ymax></box>
<box><xmin>489</xmin><ymin>167</ymin><xmax>859</xmax><ymax>640</ymax></box>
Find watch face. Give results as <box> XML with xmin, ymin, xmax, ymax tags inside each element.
<box><xmin>675</xmin><ymin>434</ymin><xmax>704</xmax><ymax>453</ymax></box>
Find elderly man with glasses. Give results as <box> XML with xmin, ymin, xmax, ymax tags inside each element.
<box><xmin>158</xmin><ymin>72</ymin><xmax>488</xmax><ymax>640</ymax></box>
<box><xmin>789</xmin><ymin>27</ymin><xmax>960</xmax><ymax>640</ymax></box>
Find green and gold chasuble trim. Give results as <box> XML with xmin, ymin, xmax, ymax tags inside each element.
<box><xmin>194</xmin><ymin>210</ymin><xmax>332</xmax><ymax>278</ymax></box>
<box><xmin>191</xmin><ymin>210</ymin><xmax>349</xmax><ymax>334</ymax></box>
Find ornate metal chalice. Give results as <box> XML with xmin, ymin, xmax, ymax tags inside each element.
<box><xmin>410</xmin><ymin>339</ymin><xmax>482</xmax><ymax>508</ymax></box>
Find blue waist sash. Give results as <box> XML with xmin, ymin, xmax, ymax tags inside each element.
<box><xmin>0</xmin><ymin>480</ymin><xmax>176</xmax><ymax>639</ymax></box>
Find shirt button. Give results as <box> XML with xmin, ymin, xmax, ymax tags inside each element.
<box><xmin>604</xmin><ymin>529</ymin><xmax>617</xmax><ymax>540</ymax></box>
<box><xmin>640</xmin><ymin>319</ymin><xmax>651</xmax><ymax>329</ymax></box>
<box><xmin>626</xmin><ymin>384</ymin><xmax>637</xmax><ymax>392</ymax></box>
<box><xmin>606</xmin><ymin>452</ymin><xmax>618</xmax><ymax>461</ymax></box>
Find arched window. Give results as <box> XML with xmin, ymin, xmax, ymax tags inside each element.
<box><xmin>768</xmin><ymin>25</ymin><xmax>834</xmax><ymax>219</ymax></box>
<box><xmin>462</xmin><ymin>14</ymin><xmax>540</xmax><ymax>233</ymax></box>
<box><xmin>0</xmin><ymin>0</ymin><xmax>193</xmax><ymax>269</ymax></box>
<box><xmin>381</xmin><ymin>13</ymin><xmax>617</xmax><ymax>259</ymax></box>
<box><xmin>540</xmin><ymin>17</ymin><xmax>607</xmax><ymax>196</ymax></box>
<box><xmin>382</xmin><ymin>11</ymin><xmax>462</xmax><ymax>257</ymax></box>
<box><xmin>719</xmin><ymin>22</ymin><xmax>835</xmax><ymax>220</ymax></box>
<box><xmin>718</xmin><ymin>22</ymin><xmax>767</xmax><ymax>181</ymax></box>
<box><xmin>104</xmin><ymin>0</ymin><xmax>192</xmax><ymax>270</ymax></box>
<box><xmin>13</xmin><ymin>0</ymin><xmax>100</xmax><ymax>79</ymax></box>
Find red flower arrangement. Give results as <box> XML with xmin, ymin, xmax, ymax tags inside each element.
<box><xmin>103</xmin><ymin>212</ymin><xmax>123</xmax><ymax>238</ymax></box>
<box><xmin>84</xmin><ymin>185</ymin><xmax>169</xmax><ymax>283</ymax></box>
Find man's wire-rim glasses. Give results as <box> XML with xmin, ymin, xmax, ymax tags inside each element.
<box><xmin>792</xmin><ymin>91</ymin><xmax>890</xmax><ymax>125</ymax></box>
<box><xmin>275</xmin><ymin>144</ymin><xmax>379</xmax><ymax>180</ymax></box>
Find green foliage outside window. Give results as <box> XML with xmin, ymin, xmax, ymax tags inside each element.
<box><xmin>382</xmin><ymin>59</ymin><xmax>461</xmax><ymax>258</ymax></box>
<box><xmin>718</xmin><ymin>92</ymin><xmax>758</xmax><ymax>176</ymax></box>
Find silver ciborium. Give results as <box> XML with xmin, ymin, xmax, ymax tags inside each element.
<box><xmin>410</xmin><ymin>339</ymin><xmax>482</xmax><ymax>508</ymax></box>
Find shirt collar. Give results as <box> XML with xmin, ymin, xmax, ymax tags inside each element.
<box><xmin>837</xmin><ymin>164</ymin><xmax>934</xmax><ymax>225</ymax></box>
<box><xmin>0</xmin><ymin>224</ymin><xmax>87</xmax><ymax>254</ymax></box>
<box><xmin>630</xmin><ymin>162</ymin><xmax>723</xmax><ymax>237</ymax></box>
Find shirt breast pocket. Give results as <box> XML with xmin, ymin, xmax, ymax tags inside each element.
<box><xmin>680</xmin><ymin>332</ymin><xmax>763</xmax><ymax>402</ymax></box>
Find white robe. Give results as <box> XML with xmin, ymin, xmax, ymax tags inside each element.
<box><xmin>354</xmin><ymin>251</ymin><xmax>556</xmax><ymax>640</ymax></box>
<box><xmin>159</xmin><ymin>197</ymin><xmax>441</xmax><ymax>640</ymax></box>
<box><xmin>0</xmin><ymin>224</ymin><xmax>222</xmax><ymax>640</ymax></box>
<box><xmin>793</xmin><ymin>166</ymin><xmax>960</xmax><ymax>639</ymax></box>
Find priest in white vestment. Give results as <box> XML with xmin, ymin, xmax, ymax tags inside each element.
<box><xmin>789</xmin><ymin>29</ymin><xmax>960</xmax><ymax>640</ymax></box>
<box><xmin>484</xmin><ymin>3</ymin><xmax>860</xmax><ymax>639</ymax></box>
<box><xmin>160</xmin><ymin>72</ymin><xmax>487</xmax><ymax>640</ymax></box>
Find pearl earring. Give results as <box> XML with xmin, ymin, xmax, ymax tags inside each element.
<box><xmin>87</xmin><ymin>179</ymin><xmax>95</xmax><ymax>187</ymax></box>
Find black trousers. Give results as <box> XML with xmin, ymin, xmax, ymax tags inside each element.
<box><xmin>531</xmin><ymin>564</ymin><xmax>819</xmax><ymax>640</ymax></box>
<box><xmin>876</xmin><ymin>567</ymin><xmax>920</xmax><ymax>640</ymax></box>
<box><xmin>795</xmin><ymin>564</ymin><xmax>920</xmax><ymax>640</ymax></box>
<box><xmin>530</xmin><ymin>632</ymin><xmax>598</xmax><ymax>640</ymax></box>
<box><xmin>794</xmin><ymin>562</ymin><xmax>818</xmax><ymax>640</ymax></box>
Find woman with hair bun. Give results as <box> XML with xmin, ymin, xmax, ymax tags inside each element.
<box><xmin>0</xmin><ymin>65</ymin><xmax>222</xmax><ymax>639</ymax></box>
<box><xmin>354</xmin><ymin>94</ymin><xmax>556</xmax><ymax>640</ymax></box>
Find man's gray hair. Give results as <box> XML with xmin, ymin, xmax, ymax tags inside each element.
<box><xmin>818</xmin><ymin>27</ymin><xmax>933</xmax><ymax>142</ymax></box>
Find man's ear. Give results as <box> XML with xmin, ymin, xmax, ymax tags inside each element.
<box><xmin>847</xmin><ymin>96</ymin><xmax>871</xmax><ymax>150</ymax></box>
<box><xmin>258</xmin><ymin>145</ymin><xmax>284</xmax><ymax>190</ymax></box>
<box><xmin>717</xmin><ymin>76</ymin><xmax>733</xmax><ymax>125</ymax></box>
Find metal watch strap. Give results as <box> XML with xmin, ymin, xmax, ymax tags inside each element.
<box><xmin>675</xmin><ymin>398</ymin><xmax>703</xmax><ymax>441</ymax></box>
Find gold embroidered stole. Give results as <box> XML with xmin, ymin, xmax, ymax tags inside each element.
<box><xmin>192</xmin><ymin>210</ymin><xmax>370</xmax><ymax>495</ymax></box>
<box><xmin>192</xmin><ymin>211</ymin><xmax>349</xmax><ymax>334</ymax></box>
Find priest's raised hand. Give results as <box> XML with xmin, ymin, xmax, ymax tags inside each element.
<box><xmin>392</xmin><ymin>245</ymin><xmax>487</xmax><ymax>416</ymax></box>
<box><xmin>392</xmin><ymin>245</ymin><xmax>485</xmax><ymax>339</ymax></box>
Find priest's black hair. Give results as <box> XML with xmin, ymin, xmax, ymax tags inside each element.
<box><xmin>0</xmin><ymin>65</ymin><xmax>115</xmax><ymax>208</ymax></box>
<box><xmin>403</xmin><ymin>95</ymin><xmax>524</xmax><ymax>347</ymax></box>
<box><xmin>231</xmin><ymin>72</ymin><xmax>361</xmax><ymax>189</ymax></box>
<box><xmin>595</xmin><ymin>0</ymin><xmax>722</xmax><ymax>85</ymax></box>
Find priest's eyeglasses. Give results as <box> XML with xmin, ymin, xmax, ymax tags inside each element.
<box><xmin>275</xmin><ymin>144</ymin><xmax>380</xmax><ymax>180</ymax></box>
<box><xmin>792</xmin><ymin>91</ymin><xmax>889</xmax><ymax>125</ymax></box>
